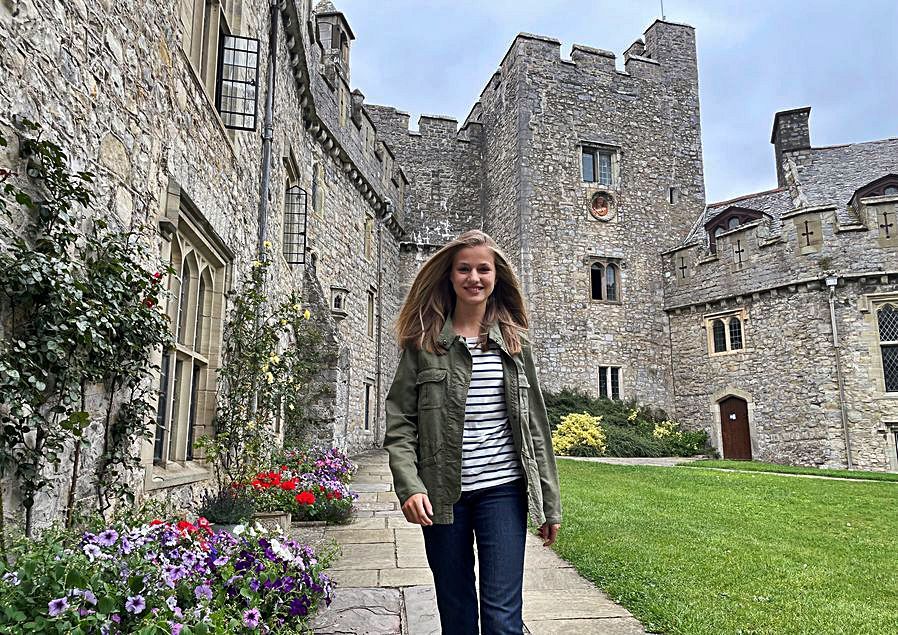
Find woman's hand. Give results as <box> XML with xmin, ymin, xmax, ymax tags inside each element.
<box><xmin>402</xmin><ymin>493</ymin><xmax>434</xmax><ymax>526</ymax></box>
<box><xmin>538</xmin><ymin>522</ymin><xmax>560</xmax><ymax>547</ymax></box>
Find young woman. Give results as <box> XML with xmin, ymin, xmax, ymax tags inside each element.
<box><xmin>384</xmin><ymin>230</ymin><xmax>562</xmax><ymax>634</ymax></box>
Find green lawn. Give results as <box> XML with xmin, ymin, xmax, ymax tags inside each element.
<box><xmin>684</xmin><ymin>459</ymin><xmax>898</xmax><ymax>483</ymax></box>
<box><xmin>554</xmin><ymin>459</ymin><xmax>898</xmax><ymax>635</ymax></box>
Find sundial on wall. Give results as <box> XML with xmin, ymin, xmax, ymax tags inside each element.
<box><xmin>589</xmin><ymin>191</ymin><xmax>615</xmax><ymax>221</ymax></box>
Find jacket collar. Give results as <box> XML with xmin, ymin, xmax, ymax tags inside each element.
<box><xmin>437</xmin><ymin>314</ymin><xmax>511</xmax><ymax>356</ymax></box>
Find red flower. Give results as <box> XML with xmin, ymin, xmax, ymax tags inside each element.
<box><xmin>143</xmin><ymin>298</ymin><xmax>156</xmax><ymax>309</ymax></box>
<box><xmin>149</xmin><ymin>519</ymin><xmax>163</xmax><ymax>526</ymax></box>
<box><xmin>295</xmin><ymin>491</ymin><xmax>315</xmax><ymax>505</ymax></box>
<box><xmin>280</xmin><ymin>480</ymin><xmax>297</xmax><ymax>491</ymax></box>
<box><xmin>333</xmin><ymin>491</ymin><xmax>342</xmax><ymax>500</ymax></box>
<box><xmin>196</xmin><ymin>517</ymin><xmax>210</xmax><ymax>528</ymax></box>
<box><xmin>176</xmin><ymin>520</ymin><xmax>195</xmax><ymax>533</ymax></box>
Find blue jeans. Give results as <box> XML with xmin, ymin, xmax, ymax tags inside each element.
<box><xmin>421</xmin><ymin>479</ymin><xmax>527</xmax><ymax>635</ymax></box>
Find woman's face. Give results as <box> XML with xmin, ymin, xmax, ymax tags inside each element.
<box><xmin>451</xmin><ymin>245</ymin><xmax>496</xmax><ymax>308</ymax></box>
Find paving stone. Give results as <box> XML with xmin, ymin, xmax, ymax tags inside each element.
<box><xmin>376</xmin><ymin>491</ymin><xmax>400</xmax><ymax>503</ymax></box>
<box><xmin>523</xmin><ymin>567</ymin><xmax>598</xmax><ymax>591</ymax></box>
<box><xmin>355</xmin><ymin>492</ymin><xmax>379</xmax><ymax>502</ymax></box>
<box><xmin>325</xmin><ymin>528</ymin><xmax>394</xmax><ymax>544</ymax></box>
<box><xmin>346</xmin><ymin>517</ymin><xmax>388</xmax><ymax>529</ymax></box>
<box><xmin>379</xmin><ymin>566</ymin><xmax>434</xmax><ymax>587</ymax></box>
<box><xmin>387</xmin><ymin>517</ymin><xmax>417</xmax><ymax>529</ymax></box>
<box><xmin>356</xmin><ymin>501</ymin><xmax>397</xmax><ymax>511</ymax></box>
<box><xmin>352</xmin><ymin>482</ymin><xmax>393</xmax><ymax>492</ymax></box>
<box><xmin>374</xmin><ymin>509</ymin><xmax>405</xmax><ymax>517</ymax></box>
<box><xmin>331</xmin><ymin>542</ymin><xmax>396</xmax><ymax>570</ymax></box>
<box><xmin>402</xmin><ymin>586</ymin><xmax>440</xmax><ymax>635</ymax></box>
<box><xmin>311</xmin><ymin>587</ymin><xmax>401</xmax><ymax>634</ymax></box>
<box><xmin>330</xmin><ymin>568</ymin><xmax>379</xmax><ymax>588</ymax></box>
<box><xmin>522</xmin><ymin>590</ymin><xmax>632</xmax><ymax>621</ymax></box>
<box><xmin>524</xmin><ymin>546</ymin><xmax>576</xmax><ymax>569</ymax></box>
<box><xmin>525</xmin><ymin>617</ymin><xmax>646</xmax><ymax>635</ymax></box>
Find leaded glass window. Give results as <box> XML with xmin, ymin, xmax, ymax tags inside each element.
<box><xmin>879</xmin><ymin>304</ymin><xmax>898</xmax><ymax>392</ymax></box>
<box><xmin>216</xmin><ymin>34</ymin><xmax>260</xmax><ymax>130</ymax></box>
<box><xmin>598</xmin><ymin>152</ymin><xmax>612</xmax><ymax>185</ymax></box>
<box><xmin>712</xmin><ymin>319</ymin><xmax>727</xmax><ymax>353</ymax></box>
<box><xmin>729</xmin><ymin>317</ymin><xmax>743</xmax><ymax>350</ymax></box>
<box><xmin>598</xmin><ymin>366</ymin><xmax>621</xmax><ymax>400</ymax></box>
<box><xmin>581</xmin><ymin>147</ymin><xmax>616</xmax><ymax>185</ymax></box>
<box><xmin>581</xmin><ymin>149</ymin><xmax>595</xmax><ymax>183</ymax></box>
<box><xmin>590</xmin><ymin>263</ymin><xmax>603</xmax><ymax>300</ymax></box>
<box><xmin>605</xmin><ymin>264</ymin><xmax>618</xmax><ymax>302</ymax></box>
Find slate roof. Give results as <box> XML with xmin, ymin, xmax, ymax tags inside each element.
<box><xmin>681</xmin><ymin>136</ymin><xmax>898</xmax><ymax>248</ymax></box>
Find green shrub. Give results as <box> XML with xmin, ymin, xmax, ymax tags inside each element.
<box><xmin>552</xmin><ymin>412</ymin><xmax>607</xmax><ymax>457</ymax></box>
<box><xmin>197</xmin><ymin>487</ymin><xmax>256</xmax><ymax>525</ymax></box>
<box><xmin>544</xmin><ymin>389</ymin><xmax>711</xmax><ymax>457</ymax></box>
<box><xmin>603</xmin><ymin>425</ymin><xmax>670</xmax><ymax>457</ymax></box>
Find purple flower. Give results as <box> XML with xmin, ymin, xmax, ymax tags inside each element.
<box><xmin>194</xmin><ymin>583</ymin><xmax>213</xmax><ymax>601</ymax></box>
<box><xmin>97</xmin><ymin>529</ymin><xmax>119</xmax><ymax>547</ymax></box>
<box><xmin>288</xmin><ymin>596</ymin><xmax>308</xmax><ymax>617</ymax></box>
<box><xmin>243</xmin><ymin>608</ymin><xmax>261</xmax><ymax>629</ymax></box>
<box><xmin>83</xmin><ymin>543</ymin><xmax>101</xmax><ymax>561</ymax></box>
<box><xmin>48</xmin><ymin>597</ymin><xmax>69</xmax><ymax>617</ymax></box>
<box><xmin>111</xmin><ymin>613</ymin><xmax>121</xmax><ymax>623</ymax></box>
<box><xmin>2</xmin><ymin>571</ymin><xmax>20</xmax><ymax>586</ymax></box>
<box><xmin>171</xmin><ymin>624</ymin><xmax>184</xmax><ymax>635</ymax></box>
<box><xmin>125</xmin><ymin>595</ymin><xmax>146</xmax><ymax>614</ymax></box>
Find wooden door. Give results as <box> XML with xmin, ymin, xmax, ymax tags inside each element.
<box><xmin>719</xmin><ymin>396</ymin><xmax>752</xmax><ymax>460</ymax></box>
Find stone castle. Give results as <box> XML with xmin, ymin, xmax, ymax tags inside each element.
<box><xmin>0</xmin><ymin>0</ymin><xmax>895</xmax><ymax>517</ymax></box>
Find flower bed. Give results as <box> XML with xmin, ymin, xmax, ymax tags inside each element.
<box><xmin>249</xmin><ymin>467</ymin><xmax>354</xmax><ymax>525</ymax></box>
<box><xmin>0</xmin><ymin>518</ymin><xmax>333</xmax><ymax>634</ymax></box>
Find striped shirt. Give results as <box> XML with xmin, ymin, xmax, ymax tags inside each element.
<box><xmin>461</xmin><ymin>336</ymin><xmax>523</xmax><ymax>491</ymax></box>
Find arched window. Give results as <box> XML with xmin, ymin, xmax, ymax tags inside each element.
<box><xmin>879</xmin><ymin>304</ymin><xmax>898</xmax><ymax>392</ymax></box>
<box><xmin>194</xmin><ymin>271</ymin><xmax>211</xmax><ymax>352</ymax></box>
<box><xmin>590</xmin><ymin>263</ymin><xmax>604</xmax><ymax>301</ymax></box>
<box><xmin>885</xmin><ymin>186</ymin><xmax>898</xmax><ymax>196</ymax></box>
<box><xmin>605</xmin><ymin>264</ymin><xmax>618</xmax><ymax>302</ymax></box>
<box><xmin>312</xmin><ymin>163</ymin><xmax>325</xmax><ymax>214</ymax></box>
<box><xmin>729</xmin><ymin>317</ymin><xmax>743</xmax><ymax>350</ymax></box>
<box><xmin>712</xmin><ymin>319</ymin><xmax>727</xmax><ymax>353</ymax></box>
<box><xmin>177</xmin><ymin>257</ymin><xmax>195</xmax><ymax>345</ymax></box>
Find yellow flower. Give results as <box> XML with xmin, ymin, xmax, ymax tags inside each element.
<box><xmin>251</xmin><ymin>260</ymin><xmax>262</xmax><ymax>268</ymax></box>
<box><xmin>280</xmin><ymin>319</ymin><xmax>288</xmax><ymax>325</ymax></box>
<box><xmin>287</xmin><ymin>404</ymin><xmax>295</xmax><ymax>411</ymax></box>
<box><xmin>266</xmin><ymin>372</ymin><xmax>275</xmax><ymax>384</ymax></box>
<box><xmin>247</xmin><ymin>419</ymin><xmax>256</xmax><ymax>430</ymax></box>
<box><xmin>261</xmin><ymin>363</ymin><xmax>269</xmax><ymax>373</ymax></box>
<box><xmin>269</xmin><ymin>354</ymin><xmax>280</xmax><ymax>365</ymax></box>
<box><xmin>263</xmin><ymin>240</ymin><xmax>272</xmax><ymax>250</ymax></box>
<box><xmin>303</xmin><ymin>309</ymin><xmax>311</xmax><ymax>320</ymax></box>
<box><xmin>292</xmin><ymin>303</ymin><xmax>302</xmax><ymax>313</ymax></box>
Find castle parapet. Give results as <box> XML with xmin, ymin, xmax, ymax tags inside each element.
<box><xmin>570</xmin><ymin>44</ymin><xmax>616</xmax><ymax>73</ymax></box>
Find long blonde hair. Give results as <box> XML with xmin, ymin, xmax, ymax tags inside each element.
<box><xmin>395</xmin><ymin>230</ymin><xmax>529</xmax><ymax>354</ymax></box>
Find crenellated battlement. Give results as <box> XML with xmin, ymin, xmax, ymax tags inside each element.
<box><xmin>663</xmin><ymin>199</ymin><xmax>898</xmax><ymax>310</ymax></box>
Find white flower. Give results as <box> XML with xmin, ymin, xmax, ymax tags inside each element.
<box><xmin>232</xmin><ymin>525</ymin><xmax>245</xmax><ymax>536</ymax></box>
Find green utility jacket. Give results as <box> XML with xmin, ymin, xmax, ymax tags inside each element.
<box><xmin>384</xmin><ymin>317</ymin><xmax>562</xmax><ymax>526</ymax></box>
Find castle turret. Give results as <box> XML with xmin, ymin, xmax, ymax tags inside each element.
<box><xmin>314</xmin><ymin>0</ymin><xmax>355</xmax><ymax>81</ymax></box>
<box><xmin>771</xmin><ymin>107</ymin><xmax>811</xmax><ymax>186</ymax></box>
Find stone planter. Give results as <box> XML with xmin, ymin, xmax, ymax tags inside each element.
<box><xmin>252</xmin><ymin>510</ymin><xmax>292</xmax><ymax>533</ymax></box>
<box><xmin>291</xmin><ymin>520</ymin><xmax>327</xmax><ymax>528</ymax></box>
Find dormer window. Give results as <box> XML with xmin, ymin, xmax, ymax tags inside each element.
<box><xmin>848</xmin><ymin>174</ymin><xmax>898</xmax><ymax>204</ymax></box>
<box><xmin>705</xmin><ymin>206</ymin><xmax>765</xmax><ymax>253</ymax></box>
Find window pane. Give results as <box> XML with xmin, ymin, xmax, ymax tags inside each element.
<box><xmin>610</xmin><ymin>367</ymin><xmax>620</xmax><ymax>400</ymax></box>
<box><xmin>728</xmin><ymin>217</ymin><xmax>740</xmax><ymax>230</ymax></box>
<box><xmin>879</xmin><ymin>305</ymin><xmax>898</xmax><ymax>342</ymax></box>
<box><xmin>153</xmin><ymin>351</ymin><xmax>172</xmax><ymax>462</ymax></box>
<box><xmin>598</xmin><ymin>152</ymin><xmax>612</xmax><ymax>185</ymax></box>
<box><xmin>599</xmin><ymin>366</ymin><xmax>608</xmax><ymax>398</ymax></box>
<box><xmin>591</xmin><ymin>263</ymin><xmax>603</xmax><ymax>300</ymax></box>
<box><xmin>729</xmin><ymin>318</ymin><xmax>743</xmax><ymax>350</ymax></box>
<box><xmin>177</xmin><ymin>264</ymin><xmax>191</xmax><ymax>344</ymax></box>
<box><xmin>186</xmin><ymin>365</ymin><xmax>201</xmax><ymax>460</ymax></box>
<box><xmin>883</xmin><ymin>345</ymin><xmax>898</xmax><ymax>392</ymax></box>
<box><xmin>582</xmin><ymin>150</ymin><xmax>595</xmax><ymax>182</ymax></box>
<box><xmin>367</xmin><ymin>292</ymin><xmax>375</xmax><ymax>338</ymax></box>
<box><xmin>712</xmin><ymin>320</ymin><xmax>727</xmax><ymax>353</ymax></box>
<box><xmin>364</xmin><ymin>384</ymin><xmax>371</xmax><ymax>431</ymax></box>
<box><xmin>168</xmin><ymin>360</ymin><xmax>184</xmax><ymax>461</ymax></box>
<box><xmin>605</xmin><ymin>264</ymin><xmax>618</xmax><ymax>302</ymax></box>
<box><xmin>194</xmin><ymin>276</ymin><xmax>206</xmax><ymax>351</ymax></box>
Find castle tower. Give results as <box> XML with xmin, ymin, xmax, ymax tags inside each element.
<box><xmin>474</xmin><ymin>20</ymin><xmax>706</xmax><ymax>409</ymax></box>
<box><xmin>313</xmin><ymin>0</ymin><xmax>355</xmax><ymax>81</ymax></box>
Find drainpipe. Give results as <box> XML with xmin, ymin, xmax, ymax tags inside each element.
<box><xmin>826</xmin><ymin>275</ymin><xmax>853</xmax><ymax>469</ymax></box>
<box><xmin>256</xmin><ymin>1</ymin><xmax>279</xmax><ymax>256</ymax></box>
<box><xmin>375</xmin><ymin>201</ymin><xmax>394</xmax><ymax>446</ymax></box>
<box><xmin>251</xmin><ymin>2</ymin><xmax>279</xmax><ymax>420</ymax></box>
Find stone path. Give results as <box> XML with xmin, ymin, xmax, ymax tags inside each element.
<box><xmin>297</xmin><ymin>449</ymin><xmax>646</xmax><ymax>634</ymax></box>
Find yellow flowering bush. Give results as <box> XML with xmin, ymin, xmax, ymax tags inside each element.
<box><xmin>552</xmin><ymin>412</ymin><xmax>607</xmax><ymax>457</ymax></box>
<box><xmin>652</xmin><ymin>420</ymin><xmax>680</xmax><ymax>439</ymax></box>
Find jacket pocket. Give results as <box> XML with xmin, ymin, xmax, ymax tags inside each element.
<box><xmin>416</xmin><ymin>368</ymin><xmax>448</xmax><ymax>410</ymax></box>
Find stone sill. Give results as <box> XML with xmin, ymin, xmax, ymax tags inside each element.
<box><xmin>146</xmin><ymin>461</ymin><xmax>211</xmax><ymax>491</ymax></box>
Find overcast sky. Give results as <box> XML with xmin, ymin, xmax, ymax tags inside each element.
<box><xmin>335</xmin><ymin>0</ymin><xmax>896</xmax><ymax>203</ymax></box>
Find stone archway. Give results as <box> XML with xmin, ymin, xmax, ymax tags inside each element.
<box><xmin>718</xmin><ymin>395</ymin><xmax>752</xmax><ymax>460</ymax></box>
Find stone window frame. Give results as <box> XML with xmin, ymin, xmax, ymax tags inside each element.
<box><xmin>367</xmin><ymin>287</ymin><xmax>376</xmax><ymax>339</ymax></box>
<box><xmin>885</xmin><ymin>421</ymin><xmax>898</xmax><ymax>471</ymax></box>
<box><xmin>364</xmin><ymin>211</ymin><xmax>374</xmax><ymax>261</ymax></box>
<box><xmin>588</xmin><ymin>258</ymin><xmax>622</xmax><ymax>303</ymax></box>
<box><xmin>179</xmin><ymin>0</ymin><xmax>243</xmax><ymax>115</ymax></box>
<box><xmin>875</xmin><ymin>302</ymin><xmax>898</xmax><ymax>393</ymax></box>
<box><xmin>330</xmin><ymin>286</ymin><xmax>349</xmax><ymax>320</ymax></box>
<box><xmin>148</xmin><ymin>183</ymin><xmax>232</xmax><ymax>490</ymax></box>
<box><xmin>705</xmin><ymin>206</ymin><xmax>764</xmax><ymax>254</ymax></box>
<box><xmin>598</xmin><ymin>366</ymin><xmax>621</xmax><ymax>400</ymax></box>
<box><xmin>580</xmin><ymin>143</ymin><xmax>620</xmax><ymax>187</ymax></box>
<box><xmin>705</xmin><ymin>308</ymin><xmax>747</xmax><ymax>356</ymax></box>
<box><xmin>363</xmin><ymin>378</ymin><xmax>375</xmax><ymax>432</ymax></box>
